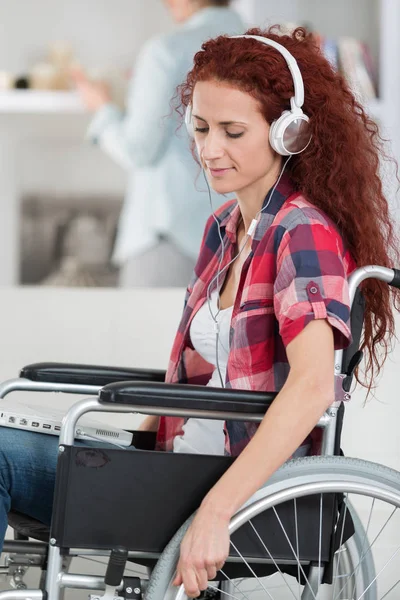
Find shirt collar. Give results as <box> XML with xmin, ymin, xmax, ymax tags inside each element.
<box><xmin>219</xmin><ymin>172</ymin><xmax>296</xmax><ymax>246</ymax></box>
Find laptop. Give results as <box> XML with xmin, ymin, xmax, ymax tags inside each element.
<box><xmin>0</xmin><ymin>401</ymin><xmax>133</xmax><ymax>447</ymax></box>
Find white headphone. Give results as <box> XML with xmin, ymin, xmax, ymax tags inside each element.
<box><xmin>185</xmin><ymin>34</ymin><xmax>311</xmax><ymax>156</ymax></box>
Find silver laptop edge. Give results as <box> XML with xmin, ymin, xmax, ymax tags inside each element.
<box><xmin>0</xmin><ymin>407</ymin><xmax>133</xmax><ymax>447</ymax></box>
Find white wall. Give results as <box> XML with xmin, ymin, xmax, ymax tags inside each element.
<box><xmin>0</xmin><ymin>0</ymin><xmax>173</xmax><ymax>73</ymax></box>
<box><xmin>246</xmin><ymin>0</ymin><xmax>380</xmax><ymax>62</ymax></box>
<box><xmin>0</xmin><ymin>287</ymin><xmax>184</xmax><ymax>429</ymax></box>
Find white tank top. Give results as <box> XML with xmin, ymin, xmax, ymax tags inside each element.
<box><xmin>172</xmin><ymin>291</ymin><xmax>233</xmax><ymax>455</ymax></box>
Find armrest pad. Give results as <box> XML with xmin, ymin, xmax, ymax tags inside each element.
<box><xmin>99</xmin><ymin>381</ymin><xmax>277</xmax><ymax>416</ymax></box>
<box><xmin>20</xmin><ymin>363</ymin><xmax>166</xmax><ymax>387</ymax></box>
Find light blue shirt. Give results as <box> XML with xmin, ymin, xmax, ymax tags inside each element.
<box><xmin>87</xmin><ymin>6</ymin><xmax>244</xmax><ymax>265</ymax></box>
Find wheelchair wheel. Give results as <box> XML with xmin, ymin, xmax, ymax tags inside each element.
<box><xmin>145</xmin><ymin>456</ymin><xmax>400</xmax><ymax>600</ymax></box>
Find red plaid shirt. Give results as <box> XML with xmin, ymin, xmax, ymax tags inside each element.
<box><xmin>156</xmin><ymin>174</ymin><xmax>355</xmax><ymax>456</ymax></box>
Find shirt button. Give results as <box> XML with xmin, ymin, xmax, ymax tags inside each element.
<box><xmin>310</xmin><ymin>286</ymin><xmax>318</xmax><ymax>294</ymax></box>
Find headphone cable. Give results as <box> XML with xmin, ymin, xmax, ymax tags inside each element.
<box><xmin>202</xmin><ymin>155</ymin><xmax>291</xmax><ymax>388</ymax></box>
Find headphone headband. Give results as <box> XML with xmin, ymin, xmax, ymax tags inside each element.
<box><xmin>185</xmin><ymin>33</ymin><xmax>311</xmax><ymax>156</ymax></box>
<box><xmin>229</xmin><ymin>35</ymin><xmax>304</xmax><ymax>108</ymax></box>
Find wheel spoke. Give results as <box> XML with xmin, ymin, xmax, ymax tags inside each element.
<box><xmin>229</xmin><ymin>539</ymin><xmax>277</xmax><ymax>600</ymax></box>
<box><xmin>272</xmin><ymin>506</ymin><xmax>318</xmax><ymax>600</ymax></box>
<box><xmin>380</xmin><ymin>578</ymin><xmax>400</xmax><ymax>599</ymax></box>
<box><xmin>207</xmin><ymin>582</ymin><xmax>243</xmax><ymax>600</ymax></box>
<box><xmin>331</xmin><ymin>494</ymin><xmax>349</xmax><ymax>600</ymax></box>
<box><xmin>248</xmin><ymin>519</ymin><xmax>298</xmax><ymax>600</ymax></box>
<box><xmin>317</xmin><ymin>493</ymin><xmax>323</xmax><ymax>597</ymax></box>
<box><xmin>219</xmin><ymin>571</ymin><xmax>253</xmax><ymax>600</ymax></box>
<box><xmin>334</xmin><ymin>504</ymin><xmax>398</xmax><ymax>600</ymax></box>
<box><xmin>356</xmin><ymin>545</ymin><xmax>400</xmax><ymax>600</ymax></box>
<box><xmin>294</xmin><ymin>498</ymin><xmax>301</xmax><ymax>600</ymax></box>
<box><xmin>350</xmin><ymin>497</ymin><xmax>375</xmax><ymax>599</ymax></box>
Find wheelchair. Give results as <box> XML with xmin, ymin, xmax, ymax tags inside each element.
<box><xmin>0</xmin><ymin>264</ymin><xmax>398</xmax><ymax>600</ymax></box>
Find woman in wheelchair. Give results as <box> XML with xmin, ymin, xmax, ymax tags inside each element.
<box><xmin>0</xmin><ymin>27</ymin><xmax>399</xmax><ymax>599</ymax></box>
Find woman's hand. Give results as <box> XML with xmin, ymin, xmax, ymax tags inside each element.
<box><xmin>71</xmin><ymin>67</ymin><xmax>111</xmax><ymax>112</ymax></box>
<box><xmin>173</xmin><ymin>505</ymin><xmax>230</xmax><ymax>598</ymax></box>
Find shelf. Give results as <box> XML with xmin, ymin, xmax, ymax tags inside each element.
<box><xmin>0</xmin><ymin>90</ymin><xmax>86</xmax><ymax>114</ymax></box>
<box><xmin>0</xmin><ymin>89</ymin><xmax>383</xmax><ymax>124</ymax></box>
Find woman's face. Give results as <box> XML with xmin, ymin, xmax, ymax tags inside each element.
<box><xmin>191</xmin><ymin>80</ymin><xmax>281</xmax><ymax>196</ymax></box>
<box><xmin>163</xmin><ymin>0</ymin><xmax>199</xmax><ymax>23</ymax></box>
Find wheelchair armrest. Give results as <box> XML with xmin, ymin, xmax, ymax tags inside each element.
<box><xmin>20</xmin><ymin>362</ymin><xmax>166</xmax><ymax>387</ymax></box>
<box><xmin>391</xmin><ymin>268</ymin><xmax>400</xmax><ymax>289</ymax></box>
<box><xmin>99</xmin><ymin>381</ymin><xmax>277</xmax><ymax>416</ymax></box>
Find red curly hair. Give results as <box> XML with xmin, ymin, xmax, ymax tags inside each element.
<box><xmin>178</xmin><ymin>26</ymin><xmax>400</xmax><ymax>390</ymax></box>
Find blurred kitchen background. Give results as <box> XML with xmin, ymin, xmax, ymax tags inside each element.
<box><xmin>0</xmin><ymin>0</ymin><xmax>398</xmax><ymax>288</ymax></box>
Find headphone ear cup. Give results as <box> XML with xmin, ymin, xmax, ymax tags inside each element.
<box><xmin>269</xmin><ymin>110</ymin><xmax>311</xmax><ymax>156</ymax></box>
<box><xmin>269</xmin><ymin>111</ymin><xmax>293</xmax><ymax>156</ymax></box>
<box><xmin>269</xmin><ymin>117</ymin><xmax>283</xmax><ymax>155</ymax></box>
<box><xmin>185</xmin><ymin>104</ymin><xmax>194</xmax><ymax>139</ymax></box>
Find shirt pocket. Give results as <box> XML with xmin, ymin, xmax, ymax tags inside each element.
<box><xmin>239</xmin><ymin>298</ymin><xmax>274</xmax><ymax>312</ymax></box>
<box><xmin>230</xmin><ymin>299</ymin><xmax>276</xmax><ymax>370</ymax></box>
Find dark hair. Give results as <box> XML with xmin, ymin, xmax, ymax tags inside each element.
<box><xmin>178</xmin><ymin>26</ymin><xmax>400</xmax><ymax>392</ymax></box>
<box><xmin>204</xmin><ymin>0</ymin><xmax>231</xmax><ymax>6</ymax></box>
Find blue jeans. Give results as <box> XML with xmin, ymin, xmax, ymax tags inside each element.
<box><xmin>0</xmin><ymin>427</ymin><xmax>130</xmax><ymax>551</ymax></box>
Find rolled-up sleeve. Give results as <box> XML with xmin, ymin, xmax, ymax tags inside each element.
<box><xmin>274</xmin><ymin>218</ymin><xmax>353</xmax><ymax>350</ymax></box>
<box><xmin>86</xmin><ymin>36</ymin><xmax>176</xmax><ymax>170</ymax></box>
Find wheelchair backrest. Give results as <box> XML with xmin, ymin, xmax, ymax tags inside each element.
<box><xmin>334</xmin><ymin>288</ymin><xmax>365</xmax><ymax>455</ymax></box>
<box><xmin>341</xmin><ymin>288</ymin><xmax>365</xmax><ymax>375</ymax></box>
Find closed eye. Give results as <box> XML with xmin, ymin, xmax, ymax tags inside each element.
<box><xmin>194</xmin><ymin>127</ymin><xmax>244</xmax><ymax>139</ymax></box>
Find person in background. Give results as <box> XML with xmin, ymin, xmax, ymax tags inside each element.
<box><xmin>73</xmin><ymin>0</ymin><xmax>244</xmax><ymax>287</ymax></box>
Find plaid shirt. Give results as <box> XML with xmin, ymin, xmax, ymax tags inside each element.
<box><xmin>156</xmin><ymin>174</ymin><xmax>355</xmax><ymax>456</ymax></box>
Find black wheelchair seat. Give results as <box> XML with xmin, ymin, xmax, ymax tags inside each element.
<box><xmin>8</xmin><ymin>510</ymin><xmax>50</xmax><ymax>543</ymax></box>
